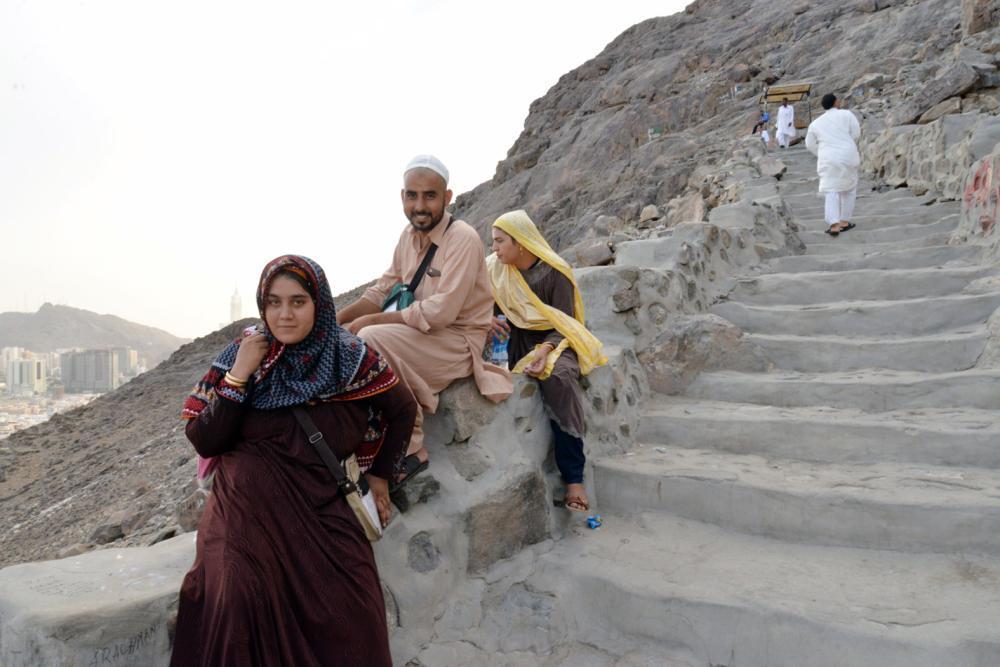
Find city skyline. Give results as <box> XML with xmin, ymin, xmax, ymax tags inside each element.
<box><xmin>1</xmin><ymin>0</ymin><xmax>685</xmax><ymax>339</ymax></box>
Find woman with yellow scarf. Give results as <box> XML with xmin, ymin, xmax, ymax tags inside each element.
<box><xmin>488</xmin><ymin>210</ymin><xmax>607</xmax><ymax>512</ymax></box>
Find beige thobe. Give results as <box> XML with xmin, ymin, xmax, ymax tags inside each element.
<box><xmin>359</xmin><ymin>213</ymin><xmax>512</xmax><ymax>456</ymax></box>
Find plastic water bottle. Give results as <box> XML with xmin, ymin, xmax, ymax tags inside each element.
<box><xmin>491</xmin><ymin>315</ymin><xmax>509</xmax><ymax>366</ymax></box>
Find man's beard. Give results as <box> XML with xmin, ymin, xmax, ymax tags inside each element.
<box><xmin>408</xmin><ymin>209</ymin><xmax>444</xmax><ymax>232</ymax></box>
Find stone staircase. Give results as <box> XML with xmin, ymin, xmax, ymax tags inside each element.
<box><xmin>535</xmin><ymin>147</ymin><xmax>1000</xmax><ymax>666</ymax></box>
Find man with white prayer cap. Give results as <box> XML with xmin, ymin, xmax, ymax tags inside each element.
<box><xmin>338</xmin><ymin>155</ymin><xmax>513</xmax><ymax>494</ymax></box>
<box><xmin>805</xmin><ymin>93</ymin><xmax>862</xmax><ymax>236</ymax></box>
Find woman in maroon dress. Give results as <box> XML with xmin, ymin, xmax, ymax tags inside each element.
<box><xmin>172</xmin><ymin>255</ymin><xmax>416</xmax><ymax>666</ymax></box>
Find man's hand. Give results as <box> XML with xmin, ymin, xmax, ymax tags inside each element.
<box><xmin>337</xmin><ymin>297</ymin><xmax>381</xmax><ymax>327</ymax></box>
<box><xmin>366</xmin><ymin>474</ymin><xmax>392</xmax><ymax>528</ymax></box>
<box><xmin>490</xmin><ymin>315</ymin><xmax>510</xmax><ymax>341</ymax></box>
<box><xmin>524</xmin><ymin>344</ymin><xmax>553</xmax><ymax>378</ymax></box>
<box><xmin>230</xmin><ymin>333</ymin><xmax>269</xmax><ymax>381</ymax></box>
<box><xmin>347</xmin><ymin>313</ymin><xmax>378</xmax><ymax>335</ymax></box>
<box><xmin>346</xmin><ymin>311</ymin><xmax>405</xmax><ymax>335</ymax></box>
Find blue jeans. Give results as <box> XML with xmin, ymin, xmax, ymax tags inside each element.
<box><xmin>551</xmin><ymin>420</ymin><xmax>585</xmax><ymax>484</ymax></box>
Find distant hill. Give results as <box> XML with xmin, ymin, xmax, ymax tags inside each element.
<box><xmin>0</xmin><ymin>304</ymin><xmax>188</xmax><ymax>366</ymax></box>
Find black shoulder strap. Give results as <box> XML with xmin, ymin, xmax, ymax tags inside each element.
<box><xmin>292</xmin><ymin>407</ymin><xmax>357</xmax><ymax>495</ymax></box>
<box><xmin>407</xmin><ymin>217</ymin><xmax>455</xmax><ymax>294</ymax></box>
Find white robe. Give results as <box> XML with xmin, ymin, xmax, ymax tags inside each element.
<box><xmin>775</xmin><ymin>104</ymin><xmax>796</xmax><ymax>139</ymax></box>
<box><xmin>805</xmin><ymin>108</ymin><xmax>861</xmax><ymax>193</ymax></box>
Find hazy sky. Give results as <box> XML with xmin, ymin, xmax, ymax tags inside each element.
<box><xmin>2</xmin><ymin>0</ymin><xmax>686</xmax><ymax>339</ymax></box>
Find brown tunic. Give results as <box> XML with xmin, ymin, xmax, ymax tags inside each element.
<box><xmin>170</xmin><ymin>381</ymin><xmax>416</xmax><ymax>667</ymax></box>
<box><xmin>498</xmin><ymin>262</ymin><xmax>585</xmax><ymax>438</ymax></box>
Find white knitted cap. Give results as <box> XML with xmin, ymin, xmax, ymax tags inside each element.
<box><xmin>404</xmin><ymin>154</ymin><xmax>449</xmax><ymax>185</ymax></box>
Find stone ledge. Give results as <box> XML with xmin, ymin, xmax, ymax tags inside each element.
<box><xmin>0</xmin><ymin>533</ymin><xmax>194</xmax><ymax>667</ymax></box>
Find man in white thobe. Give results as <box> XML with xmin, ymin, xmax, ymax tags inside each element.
<box><xmin>805</xmin><ymin>93</ymin><xmax>862</xmax><ymax>235</ymax></box>
<box><xmin>775</xmin><ymin>98</ymin><xmax>796</xmax><ymax>148</ymax></box>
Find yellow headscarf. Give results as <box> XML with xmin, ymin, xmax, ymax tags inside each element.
<box><xmin>487</xmin><ymin>210</ymin><xmax>608</xmax><ymax>379</ymax></box>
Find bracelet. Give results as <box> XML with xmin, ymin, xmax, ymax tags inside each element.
<box><xmin>224</xmin><ymin>371</ymin><xmax>248</xmax><ymax>387</ymax></box>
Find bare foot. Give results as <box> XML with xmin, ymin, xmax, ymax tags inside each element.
<box><xmin>564</xmin><ymin>482</ymin><xmax>590</xmax><ymax>512</ymax></box>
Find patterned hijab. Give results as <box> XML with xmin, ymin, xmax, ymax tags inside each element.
<box><xmin>183</xmin><ymin>255</ymin><xmax>399</xmax><ymax>477</ymax></box>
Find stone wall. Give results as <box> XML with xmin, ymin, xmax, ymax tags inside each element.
<box><xmin>863</xmin><ymin>111</ymin><xmax>1000</xmax><ymax>197</ymax></box>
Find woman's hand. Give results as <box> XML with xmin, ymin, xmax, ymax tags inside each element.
<box><xmin>490</xmin><ymin>315</ymin><xmax>510</xmax><ymax>341</ymax></box>
<box><xmin>524</xmin><ymin>344</ymin><xmax>552</xmax><ymax>377</ymax></box>
<box><xmin>366</xmin><ymin>474</ymin><xmax>392</xmax><ymax>528</ymax></box>
<box><xmin>230</xmin><ymin>333</ymin><xmax>269</xmax><ymax>381</ymax></box>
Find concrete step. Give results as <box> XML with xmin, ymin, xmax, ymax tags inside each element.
<box><xmin>791</xmin><ymin>207</ymin><xmax>960</xmax><ymax>226</ymax></box>
<box><xmin>766</xmin><ymin>244</ymin><xmax>981</xmax><ymax>273</ymax></box>
<box><xmin>782</xmin><ymin>190</ymin><xmax>939</xmax><ymax>206</ymax></box>
<box><xmin>787</xmin><ymin>197</ymin><xmax>955</xmax><ymax>214</ymax></box>
<box><xmin>778</xmin><ymin>179</ymin><xmax>877</xmax><ymax>195</ymax></box>
<box><xmin>804</xmin><ymin>232</ymin><xmax>955</xmax><ymax>255</ymax></box>
<box><xmin>638</xmin><ymin>398</ymin><xmax>1000</xmax><ymax>467</ymax></box>
<box><xmin>730</xmin><ymin>266</ymin><xmax>994</xmax><ymax>305</ymax></box>
<box><xmin>747</xmin><ymin>328</ymin><xmax>988</xmax><ymax>373</ymax></box>
<box><xmin>594</xmin><ymin>444</ymin><xmax>1000</xmax><ymax>553</ymax></box>
<box><xmin>686</xmin><ymin>368</ymin><xmax>1000</xmax><ymax>411</ymax></box>
<box><xmin>540</xmin><ymin>513</ymin><xmax>1000</xmax><ymax>667</ymax></box>
<box><xmin>711</xmin><ymin>292</ymin><xmax>1000</xmax><ymax>337</ymax></box>
<box><xmin>796</xmin><ymin>217</ymin><xmax>958</xmax><ymax>244</ymax></box>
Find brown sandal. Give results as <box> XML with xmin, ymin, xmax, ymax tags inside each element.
<box><xmin>563</xmin><ymin>495</ymin><xmax>590</xmax><ymax>513</ymax></box>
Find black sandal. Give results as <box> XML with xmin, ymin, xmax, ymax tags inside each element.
<box><xmin>824</xmin><ymin>227</ymin><xmax>840</xmax><ymax>237</ymax></box>
<box><xmin>389</xmin><ymin>454</ymin><xmax>429</xmax><ymax>493</ymax></box>
<box><xmin>840</xmin><ymin>222</ymin><xmax>856</xmax><ymax>233</ymax></box>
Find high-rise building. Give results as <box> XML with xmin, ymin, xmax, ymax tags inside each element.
<box><xmin>112</xmin><ymin>347</ymin><xmax>139</xmax><ymax>378</ymax></box>
<box><xmin>6</xmin><ymin>358</ymin><xmax>46</xmax><ymax>395</ymax></box>
<box><xmin>61</xmin><ymin>349</ymin><xmax>120</xmax><ymax>393</ymax></box>
<box><xmin>230</xmin><ymin>287</ymin><xmax>242</xmax><ymax>323</ymax></box>
<box><xmin>0</xmin><ymin>347</ymin><xmax>23</xmax><ymax>380</ymax></box>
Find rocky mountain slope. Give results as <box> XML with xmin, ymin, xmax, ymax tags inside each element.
<box><xmin>453</xmin><ymin>0</ymin><xmax>986</xmax><ymax>252</ymax></box>
<box><xmin>1</xmin><ymin>0</ymin><xmax>1000</xmax><ymax>664</ymax></box>
<box><xmin>0</xmin><ymin>303</ymin><xmax>187</xmax><ymax>366</ymax></box>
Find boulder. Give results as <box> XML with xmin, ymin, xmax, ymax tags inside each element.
<box><xmin>638</xmin><ymin>204</ymin><xmax>662</xmax><ymax>227</ymax></box>
<box><xmin>463</xmin><ymin>472</ymin><xmax>548</xmax><ymax>574</ymax></box>
<box><xmin>962</xmin><ymin>0</ymin><xmax>1000</xmax><ymax>36</ymax></box>
<box><xmin>727</xmin><ymin>63</ymin><xmax>751</xmax><ymax>83</ymax></box>
<box><xmin>887</xmin><ymin>62</ymin><xmax>980</xmax><ymax>126</ymax></box>
<box><xmin>55</xmin><ymin>543</ymin><xmax>91</xmax><ymax>559</ymax></box>
<box><xmin>424</xmin><ymin>377</ymin><xmax>497</xmax><ymax>446</ymax></box>
<box><xmin>174</xmin><ymin>488</ymin><xmax>210</xmax><ymax>533</ymax></box>
<box><xmin>850</xmin><ymin>72</ymin><xmax>887</xmax><ymax>94</ymax></box>
<box><xmin>858</xmin><ymin>0</ymin><xmax>891</xmax><ymax>12</ymax></box>
<box><xmin>568</xmin><ymin>239</ymin><xmax>616</xmax><ymax>267</ymax></box>
<box><xmin>636</xmin><ymin>314</ymin><xmax>770</xmax><ymax>394</ymax></box>
<box><xmin>918</xmin><ymin>97</ymin><xmax>963</xmax><ymax>124</ymax></box>
<box><xmin>90</xmin><ymin>520</ymin><xmax>125</xmax><ymax>545</ymax></box>
<box><xmin>754</xmin><ymin>156</ymin><xmax>788</xmax><ymax>178</ymax></box>
<box><xmin>664</xmin><ymin>192</ymin><xmax>707</xmax><ymax>226</ymax></box>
